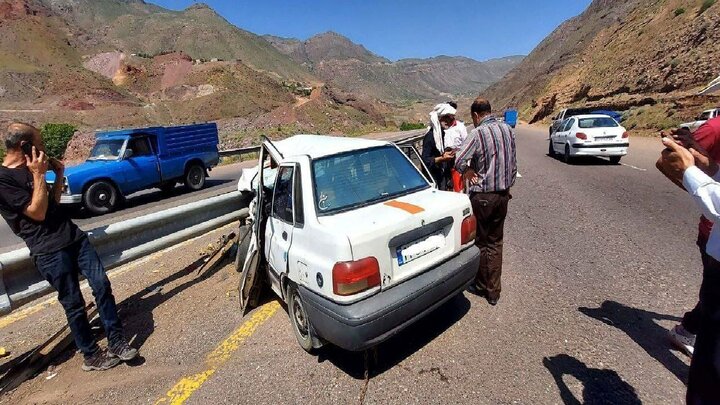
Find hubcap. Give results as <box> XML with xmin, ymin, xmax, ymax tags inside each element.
<box><xmin>93</xmin><ymin>186</ymin><xmax>112</xmax><ymax>207</ymax></box>
<box><xmin>293</xmin><ymin>296</ymin><xmax>309</xmax><ymax>338</ymax></box>
<box><xmin>189</xmin><ymin>167</ymin><xmax>203</xmax><ymax>186</ymax></box>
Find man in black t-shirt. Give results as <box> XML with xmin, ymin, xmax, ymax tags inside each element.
<box><xmin>0</xmin><ymin>123</ymin><xmax>137</xmax><ymax>371</ymax></box>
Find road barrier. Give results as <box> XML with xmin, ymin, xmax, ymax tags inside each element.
<box><xmin>0</xmin><ymin>192</ymin><xmax>249</xmax><ymax>315</ymax></box>
<box><xmin>0</xmin><ymin>132</ymin><xmax>426</xmax><ymax>315</ymax></box>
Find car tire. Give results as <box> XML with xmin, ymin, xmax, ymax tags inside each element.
<box><xmin>609</xmin><ymin>156</ymin><xmax>622</xmax><ymax>165</ymax></box>
<box><xmin>563</xmin><ymin>144</ymin><xmax>572</xmax><ymax>164</ymax></box>
<box><xmin>548</xmin><ymin>139</ymin><xmax>556</xmax><ymax>157</ymax></box>
<box><xmin>184</xmin><ymin>164</ymin><xmax>206</xmax><ymax>191</ymax></box>
<box><xmin>287</xmin><ymin>284</ymin><xmax>318</xmax><ymax>353</ymax></box>
<box><xmin>234</xmin><ymin>223</ymin><xmax>252</xmax><ymax>272</ymax></box>
<box><xmin>83</xmin><ymin>180</ymin><xmax>119</xmax><ymax>215</ymax></box>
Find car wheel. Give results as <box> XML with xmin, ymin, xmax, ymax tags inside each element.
<box><xmin>563</xmin><ymin>144</ymin><xmax>572</xmax><ymax>164</ymax></box>
<box><xmin>184</xmin><ymin>164</ymin><xmax>206</xmax><ymax>191</ymax></box>
<box><xmin>83</xmin><ymin>180</ymin><xmax>119</xmax><ymax>215</ymax></box>
<box><xmin>609</xmin><ymin>156</ymin><xmax>622</xmax><ymax>165</ymax></box>
<box><xmin>548</xmin><ymin>139</ymin><xmax>556</xmax><ymax>157</ymax></box>
<box><xmin>288</xmin><ymin>285</ymin><xmax>317</xmax><ymax>353</ymax></box>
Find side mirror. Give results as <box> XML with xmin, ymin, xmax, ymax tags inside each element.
<box><xmin>123</xmin><ymin>149</ymin><xmax>134</xmax><ymax>159</ymax></box>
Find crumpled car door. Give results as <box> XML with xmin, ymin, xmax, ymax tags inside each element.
<box><xmin>239</xmin><ymin>137</ymin><xmax>284</xmax><ymax>314</ymax></box>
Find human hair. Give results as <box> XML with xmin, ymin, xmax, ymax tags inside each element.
<box><xmin>4</xmin><ymin>122</ymin><xmax>36</xmax><ymax>150</ymax></box>
<box><xmin>446</xmin><ymin>101</ymin><xmax>458</xmax><ymax>109</ymax></box>
<box><xmin>471</xmin><ymin>98</ymin><xmax>492</xmax><ymax>116</ymax></box>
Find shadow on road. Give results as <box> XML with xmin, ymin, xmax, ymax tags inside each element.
<box><xmin>579</xmin><ymin>300</ymin><xmax>687</xmax><ymax>384</ymax></box>
<box><xmin>315</xmin><ymin>293</ymin><xmax>471</xmax><ymax>380</ymax></box>
<box><xmin>547</xmin><ymin>153</ymin><xmax>622</xmax><ymax>166</ymax></box>
<box><xmin>544</xmin><ymin>353</ymin><xmax>641</xmax><ymax>404</ymax></box>
<box><xmin>68</xmin><ymin>179</ymin><xmax>234</xmax><ymax>220</ymax></box>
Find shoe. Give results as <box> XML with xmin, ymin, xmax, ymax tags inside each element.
<box><xmin>108</xmin><ymin>339</ymin><xmax>139</xmax><ymax>361</ymax></box>
<box><xmin>668</xmin><ymin>324</ymin><xmax>695</xmax><ymax>357</ymax></box>
<box><xmin>82</xmin><ymin>349</ymin><xmax>121</xmax><ymax>371</ymax></box>
<box><xmin>466</xmin><ymin>285</ymin><xmax>487</xmax><ymax>297</ymax></box>
<box><xmin>487</xmin><ymin>297</ymin><xmax>499</xmax><ymax>306</ymax></box>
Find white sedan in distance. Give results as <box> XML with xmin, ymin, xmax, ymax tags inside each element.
<box><xmin>549</xmin><ymin>114</ymin><xmax>629</xmax><ymax>164</ymax></box>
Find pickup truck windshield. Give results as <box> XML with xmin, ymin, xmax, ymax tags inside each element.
<box><xmin>578</xmin><ymin>117</ymin><xmax>619</xmax><ymax>128</ymax></box>
<box><xmin>88</xmin><ymin>140</ymin><xmax>125</xmax><ymax>160</ymax></box>
<box><xmin>313</xmin><ymin>145</ymin><xmax>429</xmax><ymax>214</ymax></box>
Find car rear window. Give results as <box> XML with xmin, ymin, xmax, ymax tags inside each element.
<box><xmin>578</xmin><ymin>117</ymin><xmax>619</xmax><ymax>128</ymax></box>
<box><xmin>312</xmin><ymin>146</ymin><xmax>429</xmax><ymax>215</ymax></box>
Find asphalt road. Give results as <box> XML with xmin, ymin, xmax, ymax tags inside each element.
<box><xmin>0</xmin><ymin>125</ymin><xmax>703</xmax><ymax>404</ymax></box>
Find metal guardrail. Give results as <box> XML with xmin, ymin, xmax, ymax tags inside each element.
<box><xmin>0</xmin><ymin>192</ymin><xmax>249</xmax><ymax>314</ymax></box>
<box><xmin>0</xmin><ymin>131</ymin><xmax>427</xmax><ymax>315</ymax></box>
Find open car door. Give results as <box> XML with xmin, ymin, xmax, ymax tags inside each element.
<box><xmin>398</xmin><ymin>144</ymin><xmax>436</xmax><ymax>188</ymax></box>
<box><xmin>239</xmin><ymin>137</ymin><xmax>284</xmax><ymax>314</ymax></box>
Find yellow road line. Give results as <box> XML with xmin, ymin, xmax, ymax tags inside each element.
<box><xmin>155</xmin><ymin>302</ymin><xmax>281</xmax><ymax>405</ymax></box>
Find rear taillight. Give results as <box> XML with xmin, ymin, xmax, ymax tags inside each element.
<box><xmin>461</xmin><ymin>216</ymin><xmax>477</xmax><ymax>245</ymax></box>
<box><xmin>576</xmin><ymin>132</ymin><xmax>588</xmax><ymax>140</ymax></box>
<box><xmin>332</xmin><ymin>257</ymin><xmax>381</xmax><ymax>296</ymax></box>
<box><xmin>622</xmin><ymin>131</ymin><xmax>629</xmax><ymax>139</ymax></box>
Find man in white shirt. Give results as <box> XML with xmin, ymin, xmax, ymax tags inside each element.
<box><xmin>658</xmin><ymin>136</ymin><xmax>720</xmax><ymax>404</ymax></box>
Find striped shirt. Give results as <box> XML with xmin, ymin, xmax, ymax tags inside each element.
<box><xmin>454</xmin><ymin>115</ymin><xmax>517</xmax><ymax>193</ymax></box>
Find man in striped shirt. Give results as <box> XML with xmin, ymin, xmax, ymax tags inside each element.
<box><xmin>455</xmin><ymin>97</ymin><xmax>517</xmax><ymax>305</ymax></box>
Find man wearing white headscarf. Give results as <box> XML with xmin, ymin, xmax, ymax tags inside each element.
<box><xmin>421</xmin><ymin>103</ymin><xmax>457</xmax><ymax>189</ymax></box>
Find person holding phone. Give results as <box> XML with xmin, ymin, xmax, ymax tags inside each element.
<box><xmin>0</xmin><ymin>122</ymin><xmax>137</xmax><ymax>371</ymax></box>
<box><xmin>656</xmin><ymin>117</ymin><xmax>720</xmax><ymax>358</ymax></box>
<box><xmin>658</xmin><ymin>135</ymin><xmax>720</xmax><ymax>404</ymax></box>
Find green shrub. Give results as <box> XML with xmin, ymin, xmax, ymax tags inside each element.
<box><xmin>674</xmin><ymin>7</ymin><xmax>686</xmax><ymax>16</ymax></box>
<box><xmin>700</xmin><ymin>0</ymin><xmax>716</xmax><ymax>13</ymax></box>
<box><xmin>399</xmin><ymin>122</ymin><xmax>426</xmax><ymax>131</ymax></box>
<box><xmin>41</xmin><ymin>123</ymin><xmax>76</xmax><ymax>159</ymax></box>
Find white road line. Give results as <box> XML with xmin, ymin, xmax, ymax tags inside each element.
<box><xmin>621</xmin><ymin>162</ymin><xmax>647</xmax><ymax>171</ymax></box>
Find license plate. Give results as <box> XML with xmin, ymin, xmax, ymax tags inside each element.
<box><xmin>396</xmin><ymin>233</ymin><xmax>445</xmax><ymax>265</ymax></box>
<box><xmin>595</xmin><ymin>136</ymin><xmax>615</xmax><ymax>140</ymax></box>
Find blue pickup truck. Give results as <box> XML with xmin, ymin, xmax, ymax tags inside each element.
<box><xmin>47</xmin><ymin>123</ymin><xmax>220</xmax><ymax>215</ymax></box>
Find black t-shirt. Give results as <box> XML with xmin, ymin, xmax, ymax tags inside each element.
<box><xmin>0</xmin><ymin>166</ymin><xmax>84</xmax><ymax>256</ymax></box>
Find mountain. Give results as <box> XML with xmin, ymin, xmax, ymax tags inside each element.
<box><xmin>265</xmin><ymin>32</ymin><xmax>524</xmax><ymax>102</ymax></box>
<box><xmin>483</xmin><ymin>0</ymin><xmax>720</xmax><ymax>125</ymax></box>
<box><xmin>0</xmin><ymin>0</ymin><xmax>392</xmax><ymax>158</ymax></box>
<box><xmin>40</xmin><ymin>0</ymin><xmax>315</xmax><ymax>82</ymax></box>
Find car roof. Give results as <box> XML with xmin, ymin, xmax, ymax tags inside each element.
<box><xmin>568</xmin><ymin>114</ymin><xmax>616</xmax><ymax>120</ymax></box>
<box><xmin>271</xmin><ymin>135</ymin><xmax>391</xmax><ymax>160</ymax></box>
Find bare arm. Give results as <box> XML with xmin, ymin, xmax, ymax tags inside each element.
<box><xmin>23</xmin><ymin>148</ymin><xmax>50</xmax><ymax>222</ymax></box>
<box><xmin>50</xmin><ymin>158</ymin><xmax>65</xmax><ymax>204</ymax></box>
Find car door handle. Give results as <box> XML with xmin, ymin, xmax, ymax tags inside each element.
<box><xmin>282</xmin><ymin>231</ymin><xmax>288</xmax><ymax>241</ymax></box>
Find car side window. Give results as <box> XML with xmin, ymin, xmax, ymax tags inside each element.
<box><xmin>563</xmin><ymin>119</ymin><xmax>574</xmax><ymax>132</ymax></box>
<box><xmin>293</xmin><ymin>166</ymin><xmax>304</xmax><ymax>227</ymax></box>
<box><xmin>273</xmin><ymin>166</ymin><xmax>294</xmax><ymax>224</ymax></box>
<box><xmin>129</xmin><ymin>137</ymin><xmax>153</xmax><ymax>157</ymax></box>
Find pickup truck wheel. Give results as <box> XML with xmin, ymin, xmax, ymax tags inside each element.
<box><xmin>288</xmin><ymin>285</ymin><xmax>316</xmax><ymax>353</ymax></box>
<box><xmin>184</xmin><ymin>164</ymin><xmax>206</xmax><ymax>191</ymax></box>
<box><xmin>83</xmin><ymin>181</ymin><xmax>118</xmax><ymax>215</ymax></box>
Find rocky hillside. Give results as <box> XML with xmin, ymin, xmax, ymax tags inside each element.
<box><xmin>266</xmin><ymin>32</ymin><xmax>524</xmax><ymax>102</ymax></box>
<box><xmin>483</xmin><ymin>0</ymin><xmax>720</xmax><ymax>127</ymax></box>
<box><xmin>0</xmin><ymin>0</ymin><xmax>392</xmax><ymax>157</ymax></box>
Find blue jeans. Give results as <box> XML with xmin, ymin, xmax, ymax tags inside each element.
<box><xmin>33</xmin><ymin>237</ymin><xmax>124</xmax><ymax>357</ymax></box>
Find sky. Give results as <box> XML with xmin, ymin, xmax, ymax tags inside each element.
<box><xmin>147</xmin><ymin>0</ymin><xmax>593</xmax><ymax>62</ymax></box>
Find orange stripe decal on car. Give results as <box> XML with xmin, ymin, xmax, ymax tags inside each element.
<box><xmin>384</xmin><ymin>200</ymin><xmax>425</xmax><ymax>214</ymax></box>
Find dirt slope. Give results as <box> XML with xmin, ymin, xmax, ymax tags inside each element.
<box><xmin>483</xmin><ymin>0</ymin><xmax>720</xmax><ymax>125</ymax></box>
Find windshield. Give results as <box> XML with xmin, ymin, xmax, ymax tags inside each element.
<box><xmin>88</xmin><ymin>139</ymin><xmax>125</xmax><ymax>160</ymax></box>
<box><xmin>313</xmin><ymin>145</ymin><xmax>429</xmax><ymax>214</ymax></box>
<box><xmin>578</xmin><ymin>117</ymin><xmax>619</xmax><ymax>128</ymax></box>
<box><xmin>700</xmin><ymin>111</ymin><xmax>711</xmax><ymax>120</ymax></box>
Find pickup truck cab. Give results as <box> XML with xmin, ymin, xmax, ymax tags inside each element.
<box><xmin>549</xmin><ymin>108</ymin><xmax>593</xmax><ymax>136</ymax></box>
<box><xmin>681</xmin><ymin>108</ymin><xmax>720</xmax><ymax>132</ymax></box>
<box><xmin>47</xmin><ymin>123</ymin><xmax>219</xmax><ymax>215</ymax></box>
<box><xmin>236</xmin><ymin>135</ymin><xmax>481</xmax><ymax>352</ymax></box>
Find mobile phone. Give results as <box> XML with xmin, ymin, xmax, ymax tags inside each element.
<box><xmin>21</xmin><ymin>142</ymin><xmax>33</xmax><ymax>156</ymax></box>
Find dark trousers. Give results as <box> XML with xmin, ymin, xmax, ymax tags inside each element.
<box><xmin>687</xmin><ymin>250</ymin><xmax>720</xmax><ymax>404</ymax></box>
<box><xmin>33</xmin><ymin>237</ymin><xmax>123</xmax><ymax>358</ymax></box>
<box><xmin>470</xmin><ymin>191</ymin><xmax>510</xmax><ymax>301</ymax></box>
